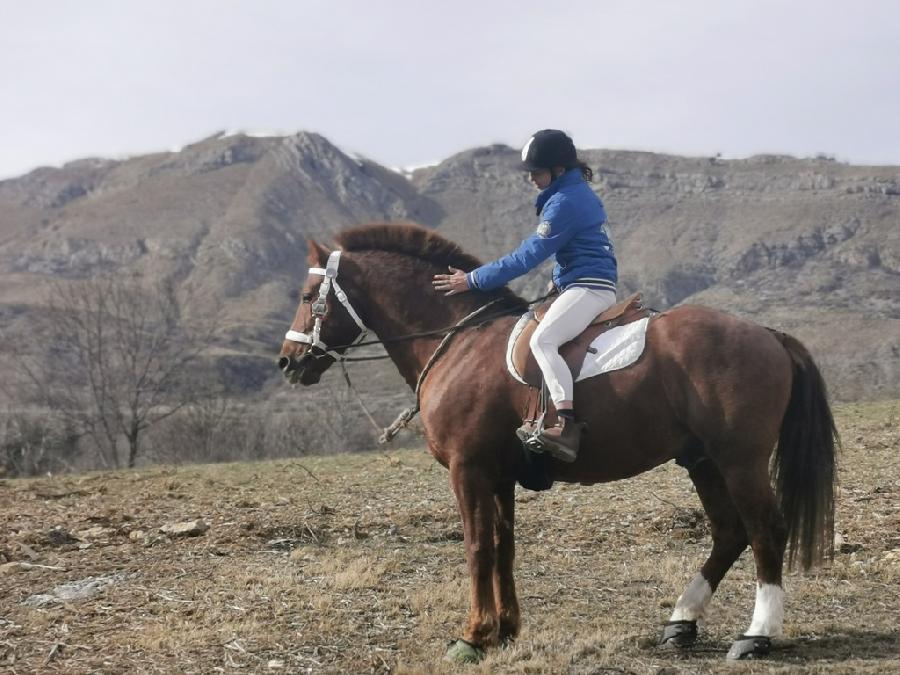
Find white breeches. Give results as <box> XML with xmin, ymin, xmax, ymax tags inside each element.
<box><xmin>529</xmin><ymin>287</ymin><xmax>617</xmax><ymax>405</ymax></box>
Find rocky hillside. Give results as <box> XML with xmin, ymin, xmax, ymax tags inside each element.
<box><xmin>0</xmin><ymin>132</ymin><xmax>897</xmax><ymax>401</ymax></box>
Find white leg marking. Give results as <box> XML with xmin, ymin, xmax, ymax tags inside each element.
<box><xmin>669</xmin><ymin>573</ymin><xmax>713</xmax><ymax>622</ymax></box>
<box><xmin>745</xmin><ymin>583</ymin><xmax>784</xmax><ymax>636</ymax></box>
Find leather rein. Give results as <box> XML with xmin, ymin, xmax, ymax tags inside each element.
<box><xmin>283</xmin><ymin>251</ymin><xmax>518</xmax><ymax>441</ymax></box>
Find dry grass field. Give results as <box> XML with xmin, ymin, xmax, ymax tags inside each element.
<box><xmin>1</xmin><ymin>400</ymin><xmax>898</xmax><ymax>674</ymax></box>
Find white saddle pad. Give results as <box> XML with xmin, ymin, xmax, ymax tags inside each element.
<box><xmin>575</xmin><ymin>316</ymin><xmax>650</xmax><ymax>381</ymax></box>
<box><xmin>505</xmin><ymin>313</ymin><xmax>650</xmax><ymax>385</ymax></box>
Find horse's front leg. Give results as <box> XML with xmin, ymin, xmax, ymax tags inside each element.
<box><xmin>493</xmin><ymin>481</ymin><xmax>520</xmax><ymax>643</ymax></box>
<box><xmin>445</xmin><ymin>461</ymin><xmax>499</xmax><ymax>662</ymax></box>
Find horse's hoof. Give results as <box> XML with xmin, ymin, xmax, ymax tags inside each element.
<box><xmin>726</xmin><ymin>635</ymin><xmax>772</xmax><ymax>660</ymax></box>
<box><xmin>444</xmin><ymin>638</ymin><xmax>485</xmax><ymax>664</ymax></box>
<box><xmin>658</xmin><ymin>620</ymin><xmax>698</xmax><ymax>649</ymax></box>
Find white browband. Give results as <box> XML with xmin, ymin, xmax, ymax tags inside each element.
<box><xmin>284</xmin><ymin>250</ymin><xmax>369</xmax><ymax>359</ymax></box>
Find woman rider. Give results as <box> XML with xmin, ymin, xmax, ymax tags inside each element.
<box><xmin>432</xmin><ymin>129</ymin><xmax>617</xmax><ymax>462</ymax></box>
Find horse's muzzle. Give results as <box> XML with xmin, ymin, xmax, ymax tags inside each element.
<box><xmin>278</xmin><ymin>353</ymin><xmax>322</xmax><ymax>386</ymax></box>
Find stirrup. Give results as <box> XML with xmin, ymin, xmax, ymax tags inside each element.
<box><xmin>516</xmin><ymin>413</ymin><xmax>547</xmax><ymax>453</ymax></box>
<box><xmin>517</xmin><ymin>379</ymin><xmax>553</xmax><ymax>454</ymax></box>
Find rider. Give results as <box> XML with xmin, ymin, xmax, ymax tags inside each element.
<box><xmin>432</xmin><ymin>129</ymin><xmax>617</xmax><ymax>462</ymax></box>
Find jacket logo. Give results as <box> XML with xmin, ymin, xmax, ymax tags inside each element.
<box><xmin>536</xmin><ymin>221</ymin><xmax>551</xmax><ymax>238</ymax></box>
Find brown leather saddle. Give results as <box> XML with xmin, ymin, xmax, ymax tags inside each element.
<box><xmin>510</xmin><ymin>292</ymin><xmax>650</xmax><ymax>388</ymax></box>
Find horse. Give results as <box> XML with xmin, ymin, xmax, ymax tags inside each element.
<box><xmin>278</xmin><ymin>222</ymin><xmax>838</xmax><ymax>662</ymax></box>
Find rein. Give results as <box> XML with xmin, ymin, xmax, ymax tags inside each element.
<box><xmin>336</xmin><ymin>302</ymin><xmax>529</xmax><ymax>361</ymax></box>
<box><xmin>286</xmin><ymin>250</ymin><xmax>526</xmax><ymax>360</ymax></box>
<box><xmin>378</xmin><ymin>298</ymin><xmax>507</xmax><ymax>442</ymax></box>
<box><xmin>284</xmin><ymin>253</ymin><xmax>543</xmax><ymax>442</ymax></box>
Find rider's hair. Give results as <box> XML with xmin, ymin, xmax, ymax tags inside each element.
<box><xmin>555</xmin><ymin>161</ymin><xmax>593</xmax><ymax>182</ymax></box>
<box><xmin>577</xmin><ymin>161</ymin><xmax>593</xmax><ymax>182</ymax></box>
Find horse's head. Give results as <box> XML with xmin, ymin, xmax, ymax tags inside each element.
<box><xmin>278</xmin><ymin>240</ymin><xmax>369</xmax><ymax>385</ymax></box>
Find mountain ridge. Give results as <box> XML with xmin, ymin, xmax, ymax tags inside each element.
<box><xmin>1</xmin><ymin>131</ymin><xmax>897</xmax><ymax>401</ymax></box>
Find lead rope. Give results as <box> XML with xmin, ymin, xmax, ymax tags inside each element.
<box><xmin>378</xmin><ymin>298</ymin><xmax>506</xmax><ymax>443</ymax></box>
<box><xmin>339</xmin><ymin>359</ymin><xmax>385</xmax><ymax>436</ymax></box>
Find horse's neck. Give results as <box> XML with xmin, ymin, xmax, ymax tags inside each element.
<box><xmin>352</xmin><ymin>257</ymin><xmax>500</xmax><ymax>387</ymax></box>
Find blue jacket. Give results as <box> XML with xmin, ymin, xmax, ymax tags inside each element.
<box><xmin>466</xmin><ymin>168</ymin><xmax>617</xmax><ymax>292</ymax></box>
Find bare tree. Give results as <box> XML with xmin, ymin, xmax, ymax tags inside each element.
<box><xmin>148</xmin><ymin>395</ymin><xmax>233</xmax><ymax>465</ymax></box>
<box><xmin>12</xmin><ymin>276</ymin><xmax>212</xmax><ymax>468</ymax></box>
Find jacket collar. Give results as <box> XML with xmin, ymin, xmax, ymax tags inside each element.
<box><xmin>534</xmin><ymin>168</ymin><xmax>582</xmax><ymax>214</ymax></box>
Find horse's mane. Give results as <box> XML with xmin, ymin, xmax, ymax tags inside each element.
<box><xmin>334</xmin><ymin>222</ymin><xmax>527</xmax><ymax>307</ymax></box>
<box><xmin>335</xmin><ymin>222</ymin><xmax>483</xmax><ymax>270</ymax></box>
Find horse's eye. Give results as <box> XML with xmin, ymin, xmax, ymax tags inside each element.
<box><xmin>301</xmin><ymin>293</ymin><xmax>313</xmax><ymax>303</ymax></box>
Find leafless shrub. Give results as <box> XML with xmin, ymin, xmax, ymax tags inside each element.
<box><xmin>145</xmin><ymin>388</ymin><xmax>381</xmax><ymax>466</ymax></box>
<box><xmin>146</xmin><ymin>395</ymin><xmax>233</xmax><ymax>465</ymax></box>
<box><xmin>0</xmin><ymin>411</ymin><xmax>79</xmax><ymax>477</ymax></box>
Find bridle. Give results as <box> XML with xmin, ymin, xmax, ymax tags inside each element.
<box><xmin>284</xmin><ymin>250</ymin><xmax>368</xmax><ymax>360</ymax></box>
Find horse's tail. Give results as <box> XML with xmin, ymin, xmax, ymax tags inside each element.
<box><xmin>771</xmin><ymin>331</ymin><xmax>839</xmax><ymax>571</ymax></box>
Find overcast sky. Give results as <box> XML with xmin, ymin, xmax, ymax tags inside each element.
<box><xmin>3</xmin><ymin>0</ymin><xmax>900</xmax><ymax>179</ymax></box>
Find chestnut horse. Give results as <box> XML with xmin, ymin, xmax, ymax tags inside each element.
<box><xmin>278</xmin><ymin>223</ymin><xmax>837</xmax><ymax>662</ymax></box>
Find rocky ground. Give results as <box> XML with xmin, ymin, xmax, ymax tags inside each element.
<box><xmin>0</xmin><ymin>400</ymin><xmax>898</xmax><ymax>674</ymax></box>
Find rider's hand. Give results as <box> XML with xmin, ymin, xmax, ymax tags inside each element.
<box><xmin>432</xmin><ymin>266</ymin><xmax>470</xmax><ymax>296</ymax></box>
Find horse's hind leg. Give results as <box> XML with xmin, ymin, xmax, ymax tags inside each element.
<box><xmin>720</xmin><ymin>458</ymin><xmax>788</xmax><ymax>660</ymax></box>
<box><xmin>662</xmin><ymin>456</ymin><xmax>748</xmax><ymax>647</ymax></box>
<box><xmin>493</xmin><ymin>481</ymin><xmax>520</xmax><ymax>643</ymax></box>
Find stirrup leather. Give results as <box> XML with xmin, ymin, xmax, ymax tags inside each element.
<box><xmin>517</xmin><ymin>380</ymin><xmax>552</xmax><ymax>454</ymax></box>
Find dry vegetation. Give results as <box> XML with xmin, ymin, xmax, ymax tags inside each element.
<box><xmin>1</xmin><ymin>401</ymin><xmax>897</xmax><ymax>674</ymax></box>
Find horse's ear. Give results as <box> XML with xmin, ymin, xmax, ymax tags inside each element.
<box><xmin>306</xmin><ymin>239</ymin><xmax>330</xmax><ymax>266</ymax></box>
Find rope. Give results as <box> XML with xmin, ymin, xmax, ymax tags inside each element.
<box><xmin>378</xmin><ymin>298</ymin><xmax>507</xmax><ymax>443</ymax></box>
<box><xmin>339</xmin><ymin>360</ymin><xmax>385</xmax><ymax>436</ymax></box>
<box><xmin>337</xmin><ymin>290</ymin><xmax>557</xmax><ymax>443</ymax></box>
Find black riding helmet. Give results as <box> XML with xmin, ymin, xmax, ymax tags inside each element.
<box><xmin>520</xmin><ymin>129</ymin><xmax>578</xmax><ymax>171</ymax></box>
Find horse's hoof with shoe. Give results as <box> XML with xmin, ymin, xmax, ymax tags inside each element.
<box><xmin>444</xmin><ymin>638</ymin><xmax>485</xmax><ymax>664</ymax></box>
<box><xmin>658</xmin><ymin>620</ymin><xmax>698</xmax><ymax>649</ymax></box>
<box><xmin>726</xmin><ymin>635</ymin><xmax>772</xmax><ymax>660</ymax></box>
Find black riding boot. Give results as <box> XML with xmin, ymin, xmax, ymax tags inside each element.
<box><xmin>537</xmin><ymin>417</ymin><xmax>584</xmax><ymax>462</ymax></box>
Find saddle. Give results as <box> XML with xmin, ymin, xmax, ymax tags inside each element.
<box><xmin>510</xmin><ymin>292</ymin><xmax>649</xmax><ymax>389</ymax></box>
